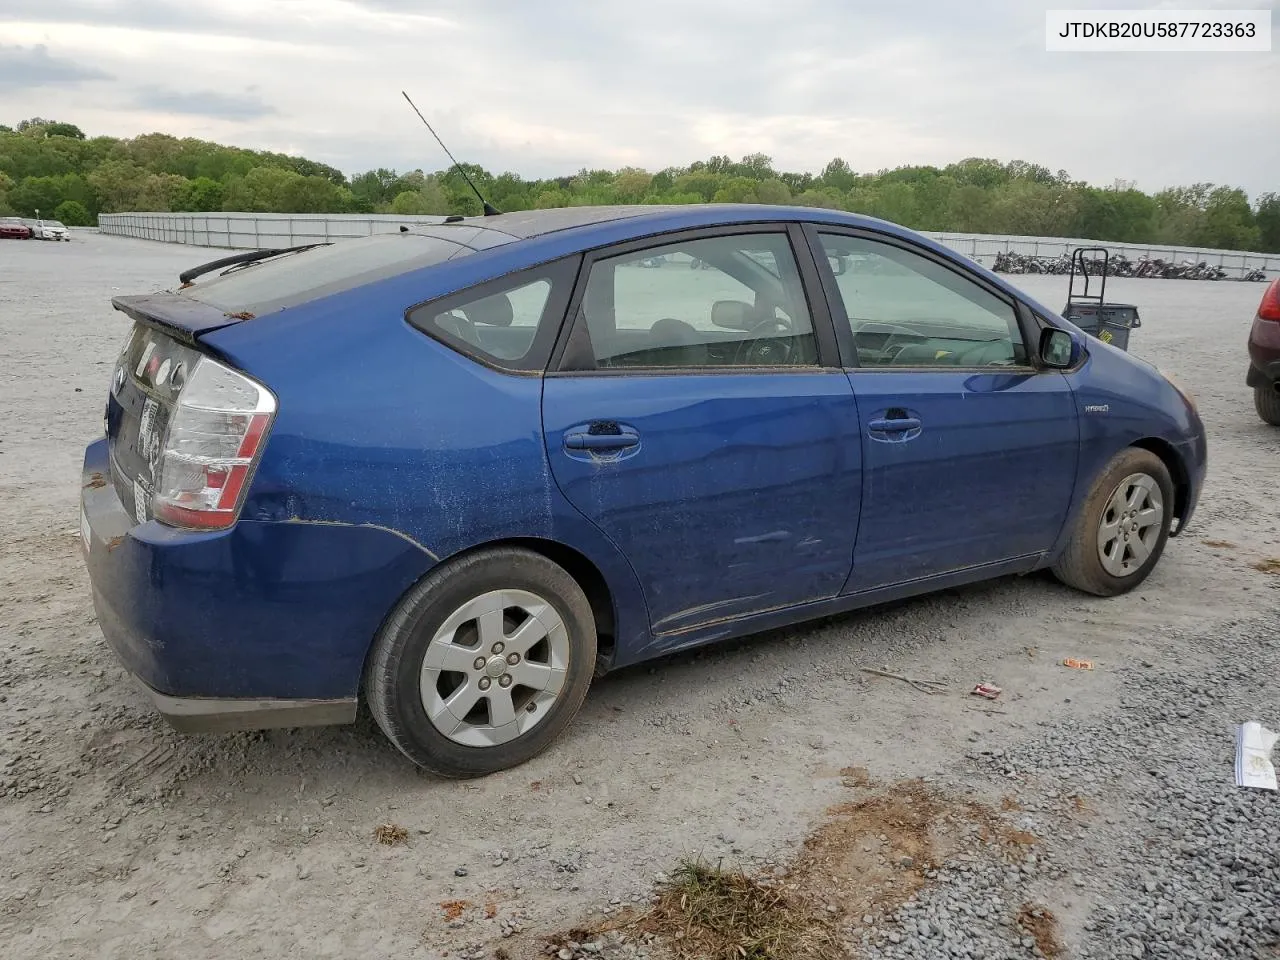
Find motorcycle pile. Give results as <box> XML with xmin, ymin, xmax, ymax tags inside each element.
<box><xmin>992</xmin><ymin>251</ymin><xmax>1269</xmax><ymax>281</ymax></box>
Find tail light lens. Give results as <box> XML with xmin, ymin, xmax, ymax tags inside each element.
<box><xmin>1259</xmin><ymin>279</ymin><xmax>1280</xmax><ymax>322</ymax></box>
<box><xmin>153</xmin><ymin>357</ymin><xmax>276</xmax><ymax>530</ymax></box>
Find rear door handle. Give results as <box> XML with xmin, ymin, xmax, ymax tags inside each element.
<box><xmin>868</xmin><ymin>417</ymin><xmax>921</xmax><ymax>432</ymax></box>
<box><xmin>565</xmin><ymin>431</ymin><xmax>639</xmax><ymax>451</ymax></box>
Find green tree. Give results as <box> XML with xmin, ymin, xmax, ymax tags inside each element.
<box><xmin>792</xmin><ymin>188</ymin><xmax>844</xmax><ymax>210</ymax></box>
<box><xmin>53</xmin><ymin>199</ymin><xmax>92</xmax><ymax>225</ymax></box>
<box><xmin>45</xmin><ymin>122</ymin><xmax>86</xmax><ymax>140</ymax></box>
<box><xmin>613</xmin><ymin>168</ymin><xmax>653</xmax><ymax>203</ymax></box>
<box><xmin>9</xmin><ymin>176</ymin><xmax>65</xmax><ymax>216</ymax></box>
<box><xmin>947</xmin><ymin>185</ymin><xmax>992</xmax><ymax>233</ymax></box>
<box><xmin>672</xmin><ymin>171</ymin><xmax>722</xmax><ymax>202</ymax></box>
<box><xmin>1255</xmin><ymin>193</ymin><xmax>1280</xmax><ymax>254</ymax></box>
<box><xmin>88</xmin><ymin>160</ymin><xmax>183</xmax><ymax>212</ymax></box>
<box><xmin>3</xmin><ymin>119</ymin><xmax>1275</xmax><ymax>252</ymax></box>
<box><xmin>989</xmin><ymin>180</ymin><xmax>1078</xmax><ymax>237</ymax></box>
<box><xmin>820</xmin><ymin>158</ymin><xmax>856</xmax><ymax>193</ymax></box>
<box><xmin>1198</xmin><ymin>186</ymin><xmax>1259</xmax><ymax>250</ymax></box>
<box><xmin>711</xmin><ymin>176</ymin><xmax>760</xmax><ymax>204</ymax></box>
<box><xmin>171</xmin><ymin>176</ymin><xmax>223</xmax><ymax>212</ymax></box>
<box><xmin>754</xmin><ymin>178</ymin><xmax>792</xmax><ymax>205</ymax></box>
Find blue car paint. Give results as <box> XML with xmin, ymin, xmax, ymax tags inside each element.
<box><xmin>541</xmin><ymin>370</ymin><xmax>862</xmax><ymax>637</ymax></box>
<box><xmin>82</xmin><ymin>204</ymin><xmax>1207</xmax><ymax>706</ymax></box>
<box><xmin>82</xmin><ymin>440</ymin><xmax>431</xmax><ymax>699</ymax></box>
<box><xmin>845</xmin><ymin>368</ymin><xmax>1080</xmax><ymax>591</ymax></box>
<box><xmin>1042</xmin><ymin>340</ymin><xmax>1206</xmax><ymax>554</ymax></box>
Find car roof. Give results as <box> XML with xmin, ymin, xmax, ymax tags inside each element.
<box><xmin>424</xmin><ymin>203</ymin><xmax>899</xmax><ymax>244</ymax></box>
<box><xmin>179</xmin><ymin>203</ymin><xmax>1064</xmax><ymax>324</ymax></box>
<box><xmin>456</xmin><ymin>205</ymin><xmax>687</xmax><ymax>240</ymax></box>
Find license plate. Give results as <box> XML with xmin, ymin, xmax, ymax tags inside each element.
<box><xmin>133</xmin><ymin>479</ymin><xmax>148</xmax><ymax>525</ymax></box>
<box><xmin>80</xmin><ymin>505</ymin><xmax>91</xmax><ymax>553</ymax></box>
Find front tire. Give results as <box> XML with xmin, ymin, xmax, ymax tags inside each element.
<box><xmin>1052</xmin><ymin>448</ymin><xmax>1174</xmax><ymax>597</ymax></box>
<box><xmin>364</xmin><ymin>547</ymin><xmax>596</xmax><ymax>777</ymax></box>
<box><xmin>1256</xmin><ymin>385</ymin><xmax>1280</xmax><ymax>426</ymax></box>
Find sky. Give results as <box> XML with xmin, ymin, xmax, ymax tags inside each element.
<box><xmin>0</xmin><ymin>0</ymin><xmax>1277</xmax><ymax>194</ymax></box>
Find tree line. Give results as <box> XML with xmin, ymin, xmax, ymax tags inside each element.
<box><xmin>2</xmin><ymin>118</ymin><xmax>1277</xmax><ymax>254</ymax></box>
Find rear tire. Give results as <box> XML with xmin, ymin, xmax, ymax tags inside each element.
<box><xmin>1052</xmin><ymin>448</ymin><xmax>1174</xmax><ymax>597</ymax></box>
<box><xmin>1255</xmin><ymin>385</ymin><xmax>1280</xmax><ymax>426</ymax></box>
<box><xmin>364</xmin><ymin>547</ymin><xmax>596</xmax><ymax>778</ymax></box>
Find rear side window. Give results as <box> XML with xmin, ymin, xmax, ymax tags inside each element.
<box><xmin>406</xmin><ymin>257</ymin><xmax>581</xmax><ymax>372</ymax></box>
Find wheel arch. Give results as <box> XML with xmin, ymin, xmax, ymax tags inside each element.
<box><xmin>359</xmin><ymin>536</ymin><xmax>621</xmax><ymax>695</ymax></box>
<box><xmin>1130</xmin><ymin>437</ymin><xmax>1190</xmax><ymax>534</ymax></box>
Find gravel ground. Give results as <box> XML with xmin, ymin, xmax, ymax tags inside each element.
<box><xmin>1</xmin><ymin>231</ymin><xmax>1278</xmax><ymax>960</ymax></box>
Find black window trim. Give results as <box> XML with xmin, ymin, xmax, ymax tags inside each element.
<box><xmin>404</xmin><ymin>255</ymin><xmax>583</xmax><ymax>376</ymax></box>
<box><xmin>548</xmin><ymin>222</ymin><xmax>842</xmax><ymax>377</ymax></box>
<box><xmin>800</xmin><ymin>223</ymin><xmax>1043</xmax><ymax>373</ymax></box>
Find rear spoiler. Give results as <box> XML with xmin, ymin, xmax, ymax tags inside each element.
<box><xmin>111</xmin><ymin>293</ymin><xmax>247</xmax><ymax>346</ymax></box>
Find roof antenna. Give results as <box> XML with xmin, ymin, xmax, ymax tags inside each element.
<box><xmin>401</xmin><ymin>90</ymin><xmax>500</xmax><ymax>217</ymax></box>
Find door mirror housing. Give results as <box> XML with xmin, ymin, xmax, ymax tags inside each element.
<box><xmin>1039</xmin><ymin>327</ymin><xmax>1077</xmax><ymax>369</ymax></box>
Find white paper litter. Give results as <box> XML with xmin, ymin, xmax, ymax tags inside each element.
<box><xmin>1234</xmin><ymin>722</ymin><xmax>1278</xmax><ymax>791</ymax></box>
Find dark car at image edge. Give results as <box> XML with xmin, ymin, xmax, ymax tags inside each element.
<box><xmin>1246</xmin><ymin>277</ymin><xmax>1280</xmax><ymax>425</ymax></box>
<box><xmin>80</xmin><ymin>203</ymin><xmax>1207</xmax><ymax>777</ymax></box>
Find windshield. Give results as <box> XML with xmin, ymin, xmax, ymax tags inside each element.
<box><xmin>182</xmin><ymin>233</ymin><xmax>483</xmax><ymax>315</ymax></box>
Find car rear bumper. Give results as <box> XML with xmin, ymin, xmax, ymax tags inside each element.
<box><xmin>1246</xmin><ymin>359</ymin><xmax>1280</xmax><ymax>388</ymax></box>
<box><xmin>81</xmin><ymin>438</ymin><xmax>434</xmax><ymax>728</ymax></box>
<box><xmin>1247</xmin><ymin>316</ymin><xmax>1280</xmax><ymax>386</ymax></box>
<box><xmin>134</xmin><ymin>676</ymin><xmax>355</xmax><ymax>733</ymax></box>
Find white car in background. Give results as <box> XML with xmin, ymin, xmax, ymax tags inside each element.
<box><xmin>32</xmin><ymin>219</ymin><xmax>70</xmax><ymax>241</ymax></box>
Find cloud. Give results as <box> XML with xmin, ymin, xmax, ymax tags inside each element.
<box><xmin>131</xmin><ymin>86</ymin><xmax>277</xmax><ymax>121</ymax></box>
<box><xmin>0</xmin><ymin>0</ymin><xmax>1276</xmax><ymax>194</ymax></box>
<box><xmin>0</xmin><ymin>43</ymin><xmax>112</xmax><ymax>89</ymax></box>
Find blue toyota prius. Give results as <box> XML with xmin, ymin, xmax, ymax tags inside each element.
<box><xmin>81</xmin><ymin>204</ymin><xmax>1207</xmax><ymax>776</ymax></box>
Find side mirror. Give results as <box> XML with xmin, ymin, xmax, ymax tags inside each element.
<box><xmin>1039</xmin><ymin>327</ymin><xmax>1077</xmax><ymax>369</ymax></box>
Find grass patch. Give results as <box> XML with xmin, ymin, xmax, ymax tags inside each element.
<box><xmin>1253</xmin><ymin>558</ymin><xmax>1280</xmax><ymax>574</ymax></box>
<box><xmin>542</xmin><ymin>777</ymin><xmax>1046</xmax><ymax>960</ymax></box>
<box><xmin>373</xmin><ymin>822</ymin><xmax>408</xmax><ymax>845</ymax></box>
<box><xmin>641</xmin><ymin>859</ymin><xmax>841</xmax><ymax>960</ymax></box>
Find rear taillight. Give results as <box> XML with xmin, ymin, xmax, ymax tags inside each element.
<box><xmin>1259</xmin><ymin>279</ymin><xmax>1280</xmax><ymax>322</ymax></box>
<box><xmin>153</xmin><ymin>357</ymin><xmax>276</xmax><ymax>530</ymax></box>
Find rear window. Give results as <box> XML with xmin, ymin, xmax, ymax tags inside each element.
<box><xmin>181</xmin><ymin>233</ymin><xmax>477</xmax><ymax>315</ymax></box>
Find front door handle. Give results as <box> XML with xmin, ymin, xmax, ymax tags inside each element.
<box><xmin>868</xmin><ymin>417</ymin><xmax>921</xmax><ymax>433</ymax></box>
<box><xmin>565</xmin><ymin>431</ymin><xmax>639</xmax><ymax>451</ymax></box>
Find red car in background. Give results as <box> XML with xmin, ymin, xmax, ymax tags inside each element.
<box><xmin>1248</xmin><ymin>278</ymin><xmax>1280</xmax><ymax>425</ymax></box>
<box><xmin>0</xmin><ymin>218</ymin><xmax>33</xmax><ymax>239</ymax></box>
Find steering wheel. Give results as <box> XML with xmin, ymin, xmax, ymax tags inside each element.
<box><xmin>735</xmin><ymin>318</ymin><xmax>795</xmax><ymax>366</ymax></box>
<box><xmin>852</xmin><ymin>321</ymin><xmax>921</xmax><ymax>363</ymax></box>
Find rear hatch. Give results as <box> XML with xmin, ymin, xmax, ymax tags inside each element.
<box><xmin>106</xmin><ymin>316</ymin><xmax>213</xmax><ymax>523</ymax></box>
<box><xmin>105</xmin><ymin>230</ymin><xmax>500</xmax><ymax>524</ymax></box>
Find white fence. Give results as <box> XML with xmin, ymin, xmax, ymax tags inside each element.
<box><xmin>97</xmin><ymin>211</ymin><xmax>1279</xmax><ymax>279</ymax></box>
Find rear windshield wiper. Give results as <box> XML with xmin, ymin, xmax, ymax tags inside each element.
<box><xmin>178</xmin><ymin>243</ymin><xmax>331</xmax><ymax>286</ymax></box>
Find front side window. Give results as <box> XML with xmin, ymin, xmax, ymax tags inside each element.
<box><xmin>574</xmin><ymin>233</ymin><xmax>818</xmax><ymax>370</ymax></box>
<box><xmin>818</xmin><ymin>234</ymin><xmax>1028</xmax><ymax>368</ymax></box>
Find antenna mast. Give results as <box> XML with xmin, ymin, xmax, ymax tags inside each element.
<box><xmin>401</xmin><ymin>91</ymin><xmax>500</xmax><ymax>217</ymax></box>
